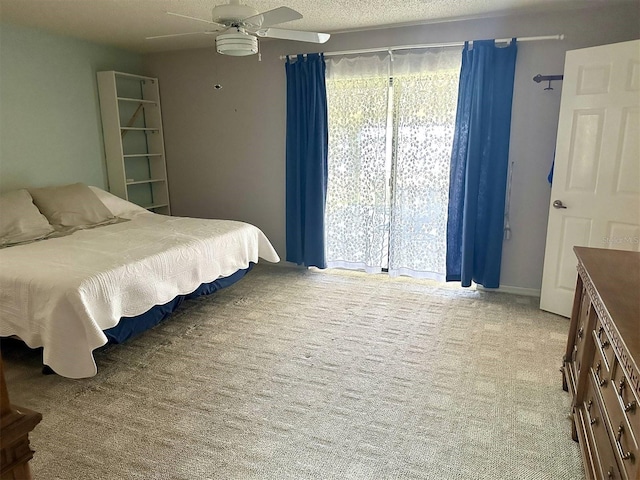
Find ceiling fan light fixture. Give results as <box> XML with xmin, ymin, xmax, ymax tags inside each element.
<box><xmin>216</xmin><ymin>31</ymin><xmax>258</xmax><ymax>56</ymax></box>
<box><xmin>156</xmin><ymin>3</ymin><xmax>330</xmax><ymax>54</ymax></box>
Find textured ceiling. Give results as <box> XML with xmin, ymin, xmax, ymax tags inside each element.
<box><xmin>0</xmin><ymin>0</ymin><xmax>631</xmax><ymax>52</ymax></box>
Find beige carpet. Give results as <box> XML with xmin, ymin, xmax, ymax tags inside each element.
<box><xmin>3</xmin><ymin>264</ymin><xmax>584</xmax><ymax>480</ymax></box>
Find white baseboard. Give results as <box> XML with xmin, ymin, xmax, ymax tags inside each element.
<box><xmin>476</xmin><ymin>284</ymin><xmax>541</xmax><ymax>297</ymax></box>
<box><xmin>261</xmin><ymin>263</ymin><xmax>542</xmax><ymax>297</ymax></box>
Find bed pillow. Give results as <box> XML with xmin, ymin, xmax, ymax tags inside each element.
<box><xmin>29</xmin><ymin>183</ymin><xmax>116</xmax><ymax>228</ymax></box>
<box><xmin>0</xmin><ymin>189</ymin><xmax>55</xmax><ymax>246</ymax></box>
<box><xmin>88</xmin><ymin>186</ymin><xmax>149</xmax><ymax>218</ymax></box>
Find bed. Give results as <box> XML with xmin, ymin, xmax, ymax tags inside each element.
<box><xmin>0</xmin><ymin>183</ymin><xmax>280</xmax><ymax>378</ymax></box>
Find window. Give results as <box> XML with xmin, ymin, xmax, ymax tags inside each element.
<box><xmin>325</xmin><ymin>49</ymin><xmax>462</xmax><ymax>280</ymax></box>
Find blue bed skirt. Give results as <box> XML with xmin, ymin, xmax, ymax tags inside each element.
<box><xmin>104</xmin><ymin>263</ymin><xmax>254</xmax><ymax>344</ymax></box>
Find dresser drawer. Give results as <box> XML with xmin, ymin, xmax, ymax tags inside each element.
<box><xmin>594</xmin><ymin>316</ymin><xmax>616</xmax><ymax>373</ymax></box>
<box><xmin>572</xmin><ymin>289</ymin><xmax>594</xmax><ymax>382</ymax></box>
<box><xmin>592</xmin><ymin>337</ymin><xmax>611</xmax><ymax>389</ymax></box>
<box><xmin>611</xmin><ymin>359</ymin><xmax>640</xmax><ymax>439</ymax></box>
<box><xmin>583</xmin><ymin>374</ymin><xmax>623</xmax><ymax>479</ymax></box>
<box><xmin>591</xmin><ymin>342</ymin><xmax>640</xmax><ymax>479</ymax></box>
<box><xmin>610</xmin><ymin>420</ymin><xmax>638</xmax><ymax>480</ymax></box>
<box><xmin>609</xmin><ymin>360</ymin><xmax>640</xmax><ymax>480</ymax></box>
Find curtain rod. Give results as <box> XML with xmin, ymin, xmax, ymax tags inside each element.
<box><xmin>279</xmin><ymin>34</ymin><xmax>564</xmax><ymax>60</ymax></box>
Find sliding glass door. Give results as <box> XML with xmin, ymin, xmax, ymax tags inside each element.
<box><xmin>325</xmin><ymin>48</ymin><xmax>461</xmax><ymax>280</ymax></box>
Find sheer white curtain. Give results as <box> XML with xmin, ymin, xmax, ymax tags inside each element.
<box><xmin>325</xmin><ymin>54</ymin><xmax>391</xmax><ymax>273</ymax></box>
<box><xmin>388</xmin><ymin>49</ymin><xmax>462</xmax><ymax>279</ymax></box>
<box><xmin>325</xmin><ymin>48</ymin><xmax>461</xmax><ymax>280</ymax></box>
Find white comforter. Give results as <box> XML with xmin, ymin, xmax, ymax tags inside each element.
<box><xmin>0</xmin><ymin>212</ymin><xmax>280</xmax><ymax>378</ymax></box>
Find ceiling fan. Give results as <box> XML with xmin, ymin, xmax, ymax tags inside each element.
<box><xmin>146</xmin><ymin>0</ymin><xmax>330</xmax><ymax>56</ymax></box>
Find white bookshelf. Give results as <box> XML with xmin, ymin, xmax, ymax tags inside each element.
<box><xmin>97</xmin><ymin>71</ymin><xmax>170</xmax><ymax>215</ymax></box>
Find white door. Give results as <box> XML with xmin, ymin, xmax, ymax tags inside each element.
<box><xmin>540</xmin><ymin>40</ymin><xmax>640</xmax><ymax>317</ymax></box>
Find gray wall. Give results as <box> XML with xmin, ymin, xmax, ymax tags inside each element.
<box><xmin>144</xmin><ymin>4</ymin><xmax>640</xmax><ymax>292</ymax></box>
<box><xmin>0</xmin><ymin>23</ymin><xmax>142</xmax><ymax>192</ymax></box>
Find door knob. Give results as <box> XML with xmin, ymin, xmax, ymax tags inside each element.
<box><xmin>553</xmin><ymin>200</ymin><xmax>567</xmax><ymax>209</ymax></box>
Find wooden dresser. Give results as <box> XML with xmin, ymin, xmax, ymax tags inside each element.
<box><xmin>0</xmin><ymin>356</ymin><xmax>42</xmax><ymax>480</ymax></box>
<box><xmin>563</xmin><ymin>247</ymin><xmax>640</xmax><ymax>480</ymax></box>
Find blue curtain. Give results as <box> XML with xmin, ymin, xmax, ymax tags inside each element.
<box><xmin>446</xmin><ymin>39</ymin><xmax>518</xmax><ymax>288</ymax></box>
<box><xmin>285</xmin><ymin>53</ymin><xmax>328</xmax><ymax>268</ymax></box>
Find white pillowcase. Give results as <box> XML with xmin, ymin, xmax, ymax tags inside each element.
<box><xmin>29</xmin><ymin>183</ymin><xmax>116</xmax><ymax>228</ymax></box>
<box><xmin>88</xmin><ymin>186</ymin><xmax>149</xmax><ymax>218</ymax></box>
<box><xmin>0</xmin><ymin>189</ymin><xmax>55</xmax><ymax>246</ymax></box>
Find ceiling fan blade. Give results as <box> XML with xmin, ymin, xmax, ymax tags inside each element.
<box><xmin>242</xmin><ymin>7</ymin><xmax>303</xmax><ymax>28</ymax></box>
<box><xmin>256</xmin><ymin>28</ymin><xmax>330</xmax><ymax>44</ymax></box>
<box><xmin>146</xmin><ymin>31</ymin><xmax>218</xmax><ymax>40</ymax></box>
<box><xmin>166</xmin><ymin>11</ymin><xmax>226</xmax><ymax>29</ymax></box>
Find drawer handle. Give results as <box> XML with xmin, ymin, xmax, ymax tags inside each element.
<box><xmin>590</xmin><ymin>416</ymin><xmax>598</xmax><ymax>426</ymax></box>
<box><xmin>607</xmin><ymin>468</ymin><xmax>615</xmax><ymax>479</ymax></box>
<box><xmin>617</xmin><ymin>378</ymin><xmax>637</xmax><ymax>413</ymax></box>
<box><xmin>578</xmin><ymin>327</ymin><xmax>584</xmax><ymax>339</ymax></box>
<box><xmin>595</xmin><ymin>362</ymin><xmax>607</xmax><ymax>387</ymax></box>
<box><xmin>596</xmin><ymin>326</ymin><xmax>611</xmax><ymax>349</ymax></box>
<box><xmin>615</xmin><ymin>425</ymin><xmax>634</xmax><ymax>461</ymax></box>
